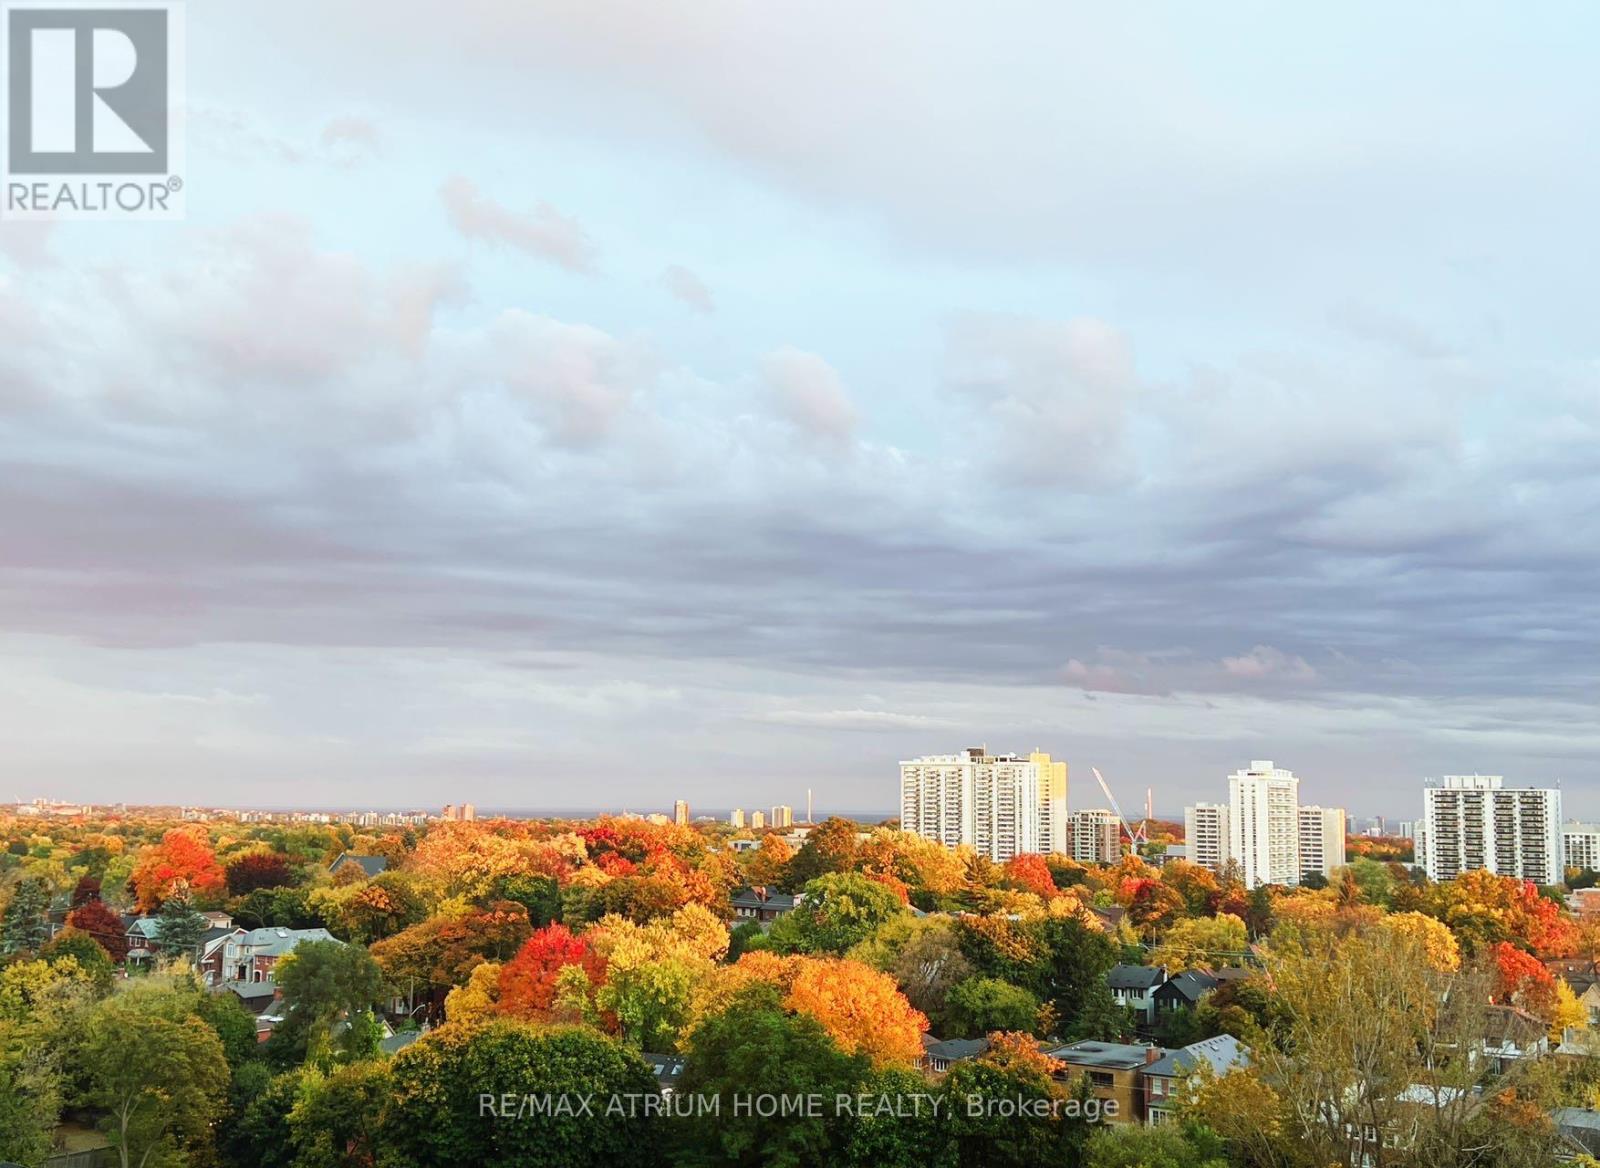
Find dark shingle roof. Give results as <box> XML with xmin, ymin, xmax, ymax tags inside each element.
<box><xmin>730</xmin><ymin>887</ymin><xmax>800</xmax><ymax>911</ymax></box>
<box><xmin>1108</xmin><ymin>963</ymin><xmax>1166</xmax><ymax>990</ymax></box>
<box><xmin>1155</xmin><ymin>971</ymin><xmax>1220</xmax><ymax>1004</ymax></box>
<box><xmin>330</xmin><ymin>853</ymin><xmax>388</xmax><ymax>877</ymax></box>
<box><xmin>924</xmin><ymin>1037</ymin><xmax>989</xmax><ymax>1062</ymax></box>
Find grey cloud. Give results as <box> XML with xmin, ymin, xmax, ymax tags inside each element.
<box><xmin>440</xmin><ymin>176</ymin><xmax>598</xmax><ymax>273</ymax></box>
<box><xmin>5</xmin><ymin>212</ymin><xmax>1600</xmax><ymax>812</ymax></box>
<box><xmin>661</xmin><ymin>264</ymin><xmax>714</xmax><ymax>313</ymax></box>
<box><xmin>761</xmin><ymin>346</ymin><xmax>858</xmax><ymax>444</ymax></box>
<box><xmin>948</xmin><ymin>314</ymin><xmax>1135</xmax><ymax>488</ymax></box>
<box><xmin>752</xmin><ymin>709</ymin><xmax>951</xmax><ymax>731</ymax></box>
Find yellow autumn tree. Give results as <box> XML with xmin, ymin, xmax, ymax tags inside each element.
<box><xmin>1150</xmin><ymin>913</ymin><xmax>1248</xmax><ymax>970</ymax></box>
<box><xmin>1381</xmin><ymin>911</ymin><xmax>1461</xmax><ymax>972</ymax></box>
<box><xmin>1551</xmin><ymin>980</ymin><xmax>1587</xmax><ymax>1042</ymax></box>
<box><xmin>444</xmin><ymin>961</ymin><xmax>501</xmax><ymax>1024</ymax></box>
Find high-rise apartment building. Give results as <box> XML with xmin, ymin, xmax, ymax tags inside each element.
<box><xmin>1297</xmin><ymin>805</ymin><xmax>1346</xmax><ymax>878</ymax></box>
<box><xmin>729</xmin><ymin>808</ymin><xmax>745</xmax><ymax>829</ymax></box>
<box><xmin>750</xmin><ymin>810</ymin><xmax>766</xmax><ymax>829</ymax></box>
<box><xmin>1228</xmin><ymin>761</ymin><xmax>1301</xmax><ymax>888</ymax></box>
<box><xmin>899</xmin><ymin>749</ymin><xmax>1042</xmax><ymax>862</ymax></box>
<box><xmin>1422</xmin><ymin>776</ymin><xmax>1561</xmax><ymax>884</ymax></box>
<box><xmin>1564</xmin><ymin>822</ymin><xmax>1600</xmax><ymax>874</ymax></box>
<box><xmin>462</xmin><ymin>803</ymin><xmax>476</xmax><ymax>822</ymax></box>
<box><xmin>1069</xmin><ymin>808</ymin><xmax>1120</xmax><ymax>864</ymax></box>
<box><xmin>1031</xmin><ymin>750</ymin><xmax>1069</xmax><ymax>855</ymax></box>
<box><xmin>770</xmin><ymin>805</ymin><xmax>794</xmax><ymax>829</ymax></box>
<box><xmin>1184</xmin><ymin>802</ymin><xmax>1232</xmax><ymax>873</ymax></box>
<box><xmin>674</xmin><ymin>800</ymin><xmax>690</xmax><ymax>827</ymax></box>
<box><xmin>442</xmin><ymin>804</ymin><xmax>458</xmax><ymax>822</ymax></box>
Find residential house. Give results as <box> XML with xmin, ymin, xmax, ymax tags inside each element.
<box><xmin>642</xmin><ymin>1052</ymin><xmax>687</xmax><ymax>1094</ymax></box>
<box><xmin>1481</xmin><ymin>1005</ymin><xmax>1548</xmax><ymax>1074</ymax></box>
<box><xmin>220</xmin><ymin>926</ymin><xmax>341</xmax><ymax>985</ymax></box>
<box><xmin>730</xmin><ymin>887</ymin><xmax>801</xmax><ymax>925</ymax></box>
<box><xmin>329</xmin><ymin>853</ymin><xmax>389</xmax><ymax>879</ymax></box>
<box><xmin>1046</xmin><ymin>1040</ymin><xmax>1165</xmax><ymax>1124</ymax></box>
<box><xmin>1554</xmin><ymin>1107</ymin><xmax>1600</xmax><ymax>1160</ymax></box>
<box><xmin>1139</xmin><ymin>1035</ymin><xmax>1249</xmax><ymax>1126</ymax></box>
<box><xmin>1107</xmin><ymin>964</ymin><xmax>1167</xmax><ymax>1023</ymax></box>
<box><xmin>1151</xmin><ymin>971</ymin><xmax>1220</xmax><ymax>1018</ymax></box>
<box><xmin>125</xmin><ymin>912</ymin><xmax>241</xmax><ymax>978</ymax></box>
<box><xmin>381</xmin><ymin>1028</ymin><xmax>427</xmax><ymax>1057</ymax></box>
<box><xmin>919</xmin><ymin>1035</ymin><xmax>990</xmax><ymax>1074</ymax></box>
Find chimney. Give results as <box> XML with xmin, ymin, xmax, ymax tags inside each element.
<box><xmin>1144</xmin><ymin>1046</ymin><xmax>1161</xmax><ymax>1065</ymax></box>
<box><xmin>753</xmin><ymin>886</ymin><xmax>768</xmax><ymax>903</ymax></box>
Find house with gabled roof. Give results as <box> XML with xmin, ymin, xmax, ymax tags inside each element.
<box><xmin>1107</xmin><ymin>964</ymin><xmax>1167</xmax><ymax>1022</ymax></box>
<box><xmin>730</xmin><ymin>886</ymin><xmax>802</xmax><ymax>925</ymax></box>
<box><xmin>1140</xmin><ymin>1034</ymin><xmax>1249</xmax><ymax>1126</ymax></box>
<box><xmin>1152</xmin><ymin>970</ymin><xmax>1220</xmax><ymax>1017</ymax></box>
<box><xmin>329</xmin><ymin>853</ymin><xmax>388</xmax><ymax>878</ymax></box>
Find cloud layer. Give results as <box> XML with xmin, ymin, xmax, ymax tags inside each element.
<box><xmin>2</xmin><ymin>4</ymin><xmax>1598</xmax><ymax>814</ymax></box>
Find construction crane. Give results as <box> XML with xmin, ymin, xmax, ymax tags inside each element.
<box><xmin>1090</xmin><ymin>766</ymin><xmax>1149</xmax><ymax>849</ymax></box>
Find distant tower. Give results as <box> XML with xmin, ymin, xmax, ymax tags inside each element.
<box><xmin>806</xmin><ymin>788</ymin><xmax>813</xmax><ymax>823</ymax></box>
<box><xmin>729</xmin><ymin>808</ymin><xmax>745</xmax><ymax>829</ymax></box>
<box><xmin>751</xmin><ymin>810</ymin><xmax>766</xmax><ymax>829</ymax></box>
<box><xmin>442</xmin><ymin>804</ymin><xmax>458</xmax><ymax>821</ymax></box>
<box><xmin>674</xmin><ymin>799</ymin><xmax>690</xmax><ymax>827</ymax></box>
<box><xmin>462</xmin><ymin>803</ymin><xmax>476</xmax><ymax>822</ymax></box>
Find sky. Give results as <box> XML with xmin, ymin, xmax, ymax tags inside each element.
<box><xmin>2</xmin><ymin>2</ymin><xmax>1599</xmax><ymax>818</ymax></box>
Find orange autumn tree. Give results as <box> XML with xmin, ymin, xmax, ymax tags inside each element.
<box><xmin>1428</xmin><ymin>869</ymin><xmax>1578</xmax><ymax>958</ymax></box>
<box><xmin>782</xmin><ymin>957</ymin><xmax>927</xmax><ymax>1066</ymax></box>
<box><xmin>1490</xmin><ymin>941</ymin><xmax>1557</xmax><ymax>1019</ymax></box>
<box><xmin>1003</xmin><ymin>854</ymin><xmax>1057</xmax><ymax>898</ymax></box>
<box><xmin>130</xmin><ymin>827</ymin><xmax>225</xmax><ymax>911</ymax></box>
<box><xmin>498</xmin><ymin>924</ymin><xmax>606</xmax><ymax>1020</ymax></box>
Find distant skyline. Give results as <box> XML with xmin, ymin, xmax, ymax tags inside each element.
<box><xmin>3</xmin><ymin>3</ymin><xmax>1598</xmax><ymax>814</ymax></box>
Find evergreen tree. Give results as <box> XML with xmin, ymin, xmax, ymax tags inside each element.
<box><xmin>0</xmin><ymin>877</ymin><xmax>50</xmax><ymax>954</ymax></box>
<box><xmin>155</xmin><ymin>893</ymin><xmax>209</xmax><ymax>956</ymax></box>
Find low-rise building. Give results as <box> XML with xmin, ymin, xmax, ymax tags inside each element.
<box><xmin>730</xmin><ymin>886</ymin><xmax>801</xmax><ymax>925</ymax></box>
<box><xmin>1140</xmin><ymin>1035</ymin><xmax>1250</xmax><ymax>1126</ymax></box>
<box><xmin>1107</xmin><ymin>964</ymin><xmax>1168</xmax><ymax>1023</ymax></box>
<box><xmin>1151</xmin><ymin>971</ymin><xmax>1220</xmax><ymax>1018</ymax></box>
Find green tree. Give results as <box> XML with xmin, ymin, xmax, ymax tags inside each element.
<box><xmin>0</xmin><ymin>1043</ymin><xmax>61</xmax><ymax>1166</ymax></box>
<box><xmin>945</xmin><ymin>976</ymin><xmax>1042</xmax><ymax>1038</ymax></box>
<box><xmin>768</xmin><ymin>872</ymin><xmax>906</xmax><ymax>955</ymax></box>
<box><xmin>41</xmin><ymin>927</ymin><xmax>115</xmax><ymax>991</ymax></box>
<box><xmin>675</xmin><ymin>984</ymin><xmax>870</xmax><ymax>1167</ymax></box>
<box><xmin>1084</xmin><ymin>1122</ymin><xmax>1230</xmax><ymax>1168</ymax></box>
<box><xmin>383</xmin><ymin>1022</ymin><xmax>658</xmax><ymax>1167</ymax></box>
<box><xmin>222</xmin><ymin>1067</ymin><xmax>302</xmax><ymax>1168</ymax></box>
<box><xmin>288</xmin><ymin>1060</ymin><xmax>392</xmax><ymax>1168</ymax></box>
<box><xmin>154</xmin><ymin>893</ymin><xmax>209</xmax><ymax>956</ymax></box>
<box><xmin>197</xmin><ymin>990</ymin><xmax>262</xmax><ymax>1069</ymax></box>
<box><xmin>268</xmin><ymin>940</ymin><xmax>385</xmax><ymax>1067</ymax></box>
<box><xmin>843</xmin><ymin>1063</ymin><xmax>955</xmax><ymax>1168</ymax></box>
<box><xmin>81</xmin><ymin>995</ymin><xmax>229</xmax><ymax>1168</ymax></box>
<box><xmin>0</xmin><ymin>876</ymin><xmax>50</xmax><ymax>954</ymax></box>
<box><xmin>944</xmin><ymin>1036</ymin><xmax>1086</xmax><ymax>1168</ymax></box>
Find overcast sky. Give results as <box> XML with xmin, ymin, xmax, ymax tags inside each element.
<box><xmin>3</xmin><ymin>2</ymin><xmax>1598</xmax><ymax>818</ymax></box>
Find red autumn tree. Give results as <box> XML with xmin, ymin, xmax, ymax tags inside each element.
<box><xmin>1490</xmin><ymin>941</ymin><xmax>1557</xmax><ymax>1018</ymax></box>
<box><xmin>1003</xmin><ymin>853</ymin><xmax>1057</xmax><ymax>898</ymax></box>
<box><xmin>498</xmin><ymin>924</ymin><xmax>606</xmax><ymax>1020</ymax></box>
<box><xmin>70</xmin><ymin>875</ymin><xmax>102</xmax><ymax>909</ymax></box>
<box><xmin>130</xmin><ymin>828</ymin><xmax>226</xmax><ymax>911</ymax></box>
<box><xmin>225</xmin><ymin>851</ymin><xmax>293</xmax><ymax>895</ymax></box>
<box><xmin>65</xmin><ymin>898</ymin><xmax>130</xmax><ymax>961</ymax></box>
